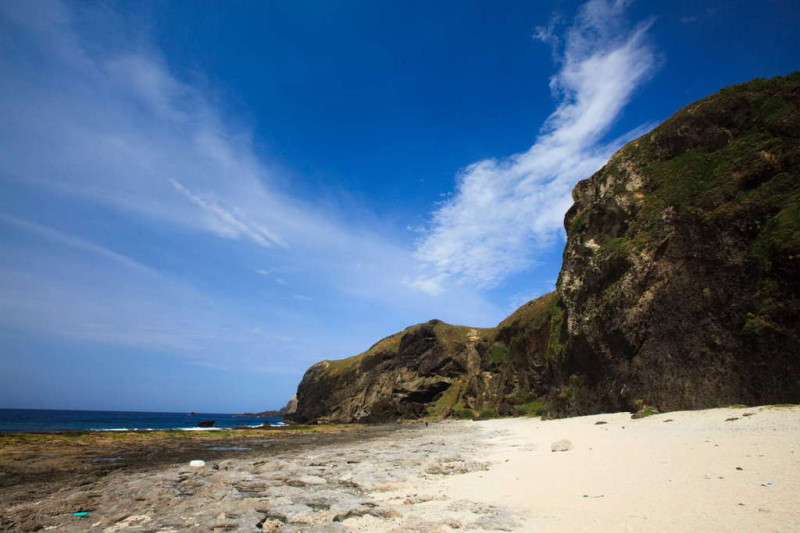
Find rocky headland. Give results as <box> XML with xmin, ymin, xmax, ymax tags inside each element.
<box><xmin>235</xmin><ymin>397</ymin><xmax>299</xmax><ymax>419</ymax></box>
<box><xmin>3</xmin><ymin>74</ymin><xmax>799</xmax><ymax>533</ymax></box>
<box><xmin>294</xmin><ymin>73</ymin><xmax>800</xmax><ymax>424</ymax></box>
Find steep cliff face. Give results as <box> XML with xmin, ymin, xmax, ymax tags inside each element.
<box><xmin>294</xmin><ymin>73</ymin><xmax>800</xmax><ymax>423</ymax></box>
<box><xmin>294</xmin><ymin>320</ymin><xmax>492</xmax><ymax>422</ymax></box>
<box><xmin>469</xmin><ymin>291</ymin><xmax>567</xmax><ymax>417</ymax></box>
<box><xmin>553</xmin><ymin>73</ymin><xmax>800</xmax><ymax>416</ymax></box>
<box><xmin>293</xmin><ymin>291</ymin><xmax>569</xmax><ymax>423</ymax></box>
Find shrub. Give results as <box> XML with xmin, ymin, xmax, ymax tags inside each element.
<box><xmin>514</xmin><ymin>400</ymin><xmax>545</xmax><ymax>417</ymax></box>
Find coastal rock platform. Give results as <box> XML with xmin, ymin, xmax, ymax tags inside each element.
<box><xmin>1</xmin><ymin>406</ymin><xmax>798</xmax><ymax>531</ymax></box>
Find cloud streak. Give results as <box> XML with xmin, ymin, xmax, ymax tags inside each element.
<box><xmin>0</xmin><ymin>215</ymin><xmax>328</xmax><ymax>372</ymax></box>
<box><xmin>0</xmin><ymin>212</ymin><xmax>157</xmax><ymax>277</ymax></box>
<box><xmin>0</xmin><ymin>0</ymin><xmax>506</xmax><ymax>380</ymax></box>
<box><xmin>0</xmin><ymin>1</ymin><xmax>499</xmax><ymax>305</ymax></box>
<box><xmin>414</xmin><ymin>0</ymin><xmax>655</xmax><ymax>291</ymax></box>
<box><xmin>0</xmin><ymin>0</ymin><xmax>290</xmax><ymax>248</ymax></box>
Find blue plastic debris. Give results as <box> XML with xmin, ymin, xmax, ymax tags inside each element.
<box><xmin>73</xmin><ymin>512</ymin><xmax>89</xmax><ymax>517</ymax></box>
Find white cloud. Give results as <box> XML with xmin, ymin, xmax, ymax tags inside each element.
<box><xmin>0</xmin><ymin>1</ymin><xmax>292</xmax><ymax>246</ymax></box>
<box><xmin>414</xmin><ymin>0</ymin><xmax>656</xmax><ymax>290</ymax></box>
<box><xmin>0</xmin><ymin>212</ymin><xmax>157</xmax><ymax>277</ymax></box>
<box><xmin>0</xmin><ymin>0</ymin><xmax>507</xmax><ymax>378</ymax></box>
<box><xmin>168</xmin><ymin>178</ymin><xmax>286</xmax><ymax>248</ymax></box>
<box><xmin>0</xmin><ymin>215</ymin><xmax>331</xmax><ymax>372</ymax></box>
<box><xmin>406</xmin><ymin>273</ymin><xmax>447</xmax><ymax>297</ymax></box>
<box><xmin>0</xmin><ymin>1</ymin><xmax>501</xmax><ymax>303</ymax></box>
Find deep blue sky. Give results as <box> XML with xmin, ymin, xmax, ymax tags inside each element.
<box><xmin>1</xmin><ymin>0</ymin><xmax>798</xmax><ymax>412</ymax></box>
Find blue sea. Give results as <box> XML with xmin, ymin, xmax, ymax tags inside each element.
<box><xmin>0</xmin><ymin>409</ymin><xmax>284</xmax><ymax>432</ymax></box>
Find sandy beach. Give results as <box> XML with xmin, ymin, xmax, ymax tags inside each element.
<box><xmin>1</xmin><ymin>406</ymin><xmax>798</xmax><ymax>532</ymax></box>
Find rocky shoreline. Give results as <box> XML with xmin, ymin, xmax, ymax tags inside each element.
<box><xmin>0</xmin><ymin>421</ymin><xmax>514</xmax><ymax>532</ymax></box>
<box><xmin>2</xmin><ymin>405</ymin><xmax>798</xmax><ymax>532</ymax></box>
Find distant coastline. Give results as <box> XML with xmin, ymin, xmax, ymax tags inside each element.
<box><xmin>232</xmin><ymin>395</ymin><xmax>298</xmax><ymax>420</ymax></box>
<box><xmin>231</xmin><ymin>410</ymin><xmax>283</xmax><ymax>418</ymax></box>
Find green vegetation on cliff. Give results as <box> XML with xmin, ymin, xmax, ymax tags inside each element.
<box><xmin>556</xmin><ymin>72</ymin><xmax>799</xmax><ymax>416</ymax></box>
<box><xmin>294</xmin><ymin>73</ymin><xmax>800</xmax><ymax>423</ymax></box>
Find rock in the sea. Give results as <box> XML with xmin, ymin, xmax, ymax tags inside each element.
<box><xmin>551</xmin><ymin>439</ymin><xmax>573</xmax><ymax>452</ymax></box>
<box><xmin>196</xmin><ymin>420</ymin><xmax>215</xmax><ymax>428</ymax></box>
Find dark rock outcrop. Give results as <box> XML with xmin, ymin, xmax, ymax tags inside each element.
<box><xmin>549</xmin><ymin>72</ymin><xmax>800</xmax><ymax>416</ymax></box>
<box><xmin>294</xmin><ymin>73</ymin><xmax>800</xmax><ymax>422</ymax></box>
<box><xmin>294</xmin><ymin>320</ymin><xmax>491</xmax><ymax>422</ymax></box>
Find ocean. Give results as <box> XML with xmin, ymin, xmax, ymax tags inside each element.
<box><xmin>0</xmin><ymin>408</ymin><xmax>284</xmax><ymax>432</ymax></box>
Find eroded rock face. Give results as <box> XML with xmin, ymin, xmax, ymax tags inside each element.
<box><xmin>294</xmin><ymin>321</ymin><xmax>491</xmax><ymax>423</ymax></box>
<box><xmin>282</xmin><ymin>395</ymin><xmax>298</xmax><ymax>416</ymax></box>
<box><xmin>552</xmin><ymin>73</ymin><xmax>800</xmax><ymax>416</ymax></box>
<box><xmin>294</xmin><ymin>293</ymin><xmax>568</xmax><ymax>423</ymax></box>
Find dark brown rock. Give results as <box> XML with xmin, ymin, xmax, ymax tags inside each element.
<box><xmin>293</xmin><ymin>73</ymin><xmax>800</xmax><ymax>423</ymax></box>
<box><xmin>294</xmin><ymin>320</ymin><xmax>491</xmax><ymax>422</ymax></box>
<box><xmin>551</xmin><ymin>73</ymin><xmax>800</xmax><ymax>417</ymax></box>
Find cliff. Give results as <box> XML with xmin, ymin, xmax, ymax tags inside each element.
<box><xmin>294</xmin><ymin>73</ymin><xmax>800</xmax><ymax>423</ymax></box>
<box><xmin>294</xmin><ymin>320</ymin><xmax>491</xmax><ymax>422</ymax></box>
<box><xmin>550</xmin><ymin>72</ymin><xmax>800</xmax><ymax>416</ymax></box>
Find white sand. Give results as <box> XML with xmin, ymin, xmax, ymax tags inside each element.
<box><xmin>7</xmin><ymin>405</ymin><xmax>798</xmax><ymax>531</ymax></box>
<box><xmin>429</xmin><ymin>406</ymin><xmax>800</xmax><ymax>532</ymax></box>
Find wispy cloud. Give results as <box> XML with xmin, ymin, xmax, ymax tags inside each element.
<box><xmin>0</xmin><ymin>0</ymin><xmax>293</xmax><ymax>247</ymax></box>
<box><xmin>169</xmin><ymin>179</ymin><xmax>286</xmax><ymax>248</ymax></box>
<box><xmin>680</xmin><ymin>5</ymin><xmax>718</xmax><ymax>25</ymax></box>
<box><xmin>0</xmin><ymin>217</ymin><xmax>327</xmax><ymax>371</ymax></box>
<box><xmin>0</xmin><ymin>0</ymin><xmax>505</xmax><ymax>379</ymax></box>
<box><xmin>0</xmin><ymin>212</ymin><xmax>157</xmax><ymax>277</ymax></box>
<box><xmin>0</xmin><ymin>1</ymin><xmax>500</xmax><ymax>302</ymax></box>
<box><xmin>413</xmin><ymin>0</ymin><xmax>656</xmax><ymax>291</ymax></box>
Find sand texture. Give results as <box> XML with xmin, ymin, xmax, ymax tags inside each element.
<box><xmin>0</xmin><ymin>406</ymin><xmax>798</xmax><ymax>531</ymax></box>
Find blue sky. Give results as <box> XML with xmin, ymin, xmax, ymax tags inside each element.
<box><xmin>1</xmin><ymin>0</ymin><xmax>797</xmax><ymax>412</ymax></box>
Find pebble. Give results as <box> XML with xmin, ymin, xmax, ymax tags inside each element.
<box><xmin>551</xmin><ymin>439</ymin><xmax>573</xmax><ymax>452</ymax></box>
